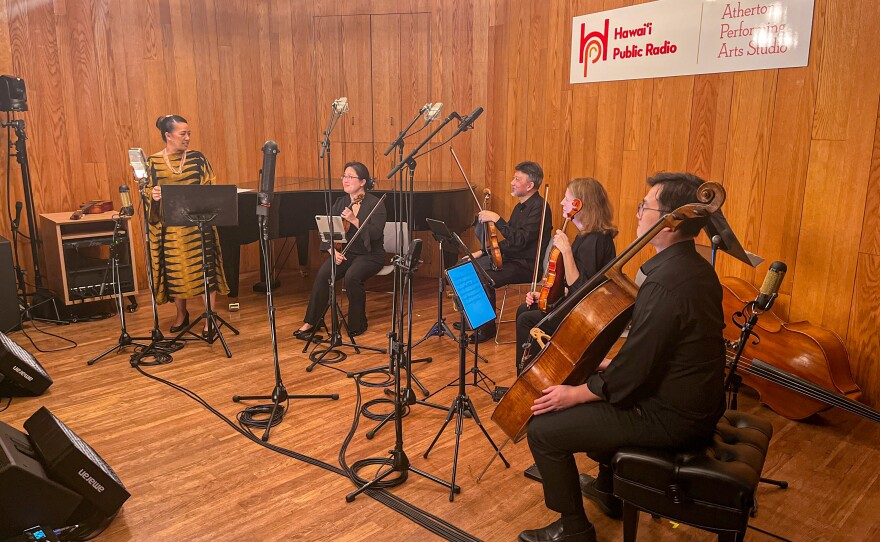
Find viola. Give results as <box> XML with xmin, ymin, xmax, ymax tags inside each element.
<box><xmin>482</xmin><ymin>189</ymin><xmax>503</xmax><ymax>270</ymax></box>
<box><xmin>334</xmin><ymin>194</ymin><xmax>364</xmax><ymax>252</ymax></box>
<box><xmin>721</xmin><ymin>277</ymin><xmax>879</xmax><ymax>423</ymax></box>
<box><xmin>492</xmin><ymin>182</ymin><xmax>726</xmax><ymax>442</ymax></box>
<box><xmin>70</xmin><ymin>200</ymin><xmax>113</xmax><ymax>220</ymax></box>
<box><xmin>537</xmin><ymin>198</ymin><xmax>582</xmax><ymax>312</ymax></box>
<box><xmin>450</xmin><ymin>147</ymin><xmax>502</xmax><ymax>270</ymax></box>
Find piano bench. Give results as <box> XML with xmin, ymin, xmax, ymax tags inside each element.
<box><xmin>612</xmin><ymin>410</ymin><xmax>773</xmax><ymax>542</ymax></box>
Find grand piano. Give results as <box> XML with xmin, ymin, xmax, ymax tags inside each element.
<box><xmin>218</xmin><ymin>177</ymin><xmax>474</xmax><ymax>297</ymax></box>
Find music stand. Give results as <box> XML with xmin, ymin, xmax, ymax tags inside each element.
<box><xmin>423</xmin><ymin>260</ymin><xmax>509</xmax><ymax>501</ymax></box>
<box><xmin>163</xmin><ymin>184</ymin><xmax>241</xmax><ymax>357</ymax></box>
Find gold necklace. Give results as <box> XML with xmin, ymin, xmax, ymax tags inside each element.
<box><xmin>163</xmin><ymin>149</ymin><xmax>188</xmax><ymax>175</ymax></box>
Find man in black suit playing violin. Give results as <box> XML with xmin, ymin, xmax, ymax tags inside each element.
<box><xmin>517</xmin><ymin>172</ymin><xmax>726</xmax><ymax>542</ymax></box>
<box><xmin>463</xmin><ymin>161</ymin><xmax>553</xmax><ymax>344</ymax></box>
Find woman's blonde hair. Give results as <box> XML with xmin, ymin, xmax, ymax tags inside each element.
<box><xmin>567</xmin><ymin>177</ymin><xmax>617</xmax><ymax>238</ymax></box>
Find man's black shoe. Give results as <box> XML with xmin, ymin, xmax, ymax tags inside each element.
<box><xmin>452</xmin><ymin>321</ymin><xmax>473</xmax><ymax>331</ymax></box>
<box><xmin>523</xmin><ymin>463</ymin><xmax>542</xmax><ymax>482</ymax></box>
<box><xmin>518</xmin><ymin>519</ymin><xmax>597</xmax><ymax>542</ymax></box>
<box><xmin>579</xmin><ymin>473</ymin><xmax>623</xmax><ymax>520</ymax></box>
<box><xmin>468</xmin><ymin>326</ymin><xmax>496</xmax><ymax>344</ymax></box>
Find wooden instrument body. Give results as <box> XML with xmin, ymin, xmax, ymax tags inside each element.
<box><xmin>482</xmin><ymin>190</ymin><xmax>503</xmax><ymax>270</ymax></box>
<box><xmin>493</xmin><ymin>277</ymin><xmax>635</xmax><ymax>441</ymax></box>
<box><xmin>71</xmin><ymin>200</ymin><xmax>113</xmax><ymax>220</ymax></box>
<box><xmin>335</xmin><ymin>194</ymin><xmax>364</xmax><ymax>252</ymax></box>
<box><xmin>538</xmin><ymin>200</ymin><xmax>581</xmax><ymax>312</ymax></box>
<box><xmin>722</xmin><ymin>276</ymin><xmax>861</xmax><ymax>420</ymax></box>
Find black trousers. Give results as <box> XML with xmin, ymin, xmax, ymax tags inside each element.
<box><xmin>303</xmin><ymin>253</ymin><xmax>383</xmax><ymax>332</ymax></box>
<box><xmin>527</xmin><ymin>401</ymin><xmax>712</xmax><ymax>519</ymax></box>
<box><xmin>473</xmin><ymin>255</ymin><xmax>533</xmax><ymax>331</ymax></box>
<box><xmin>515</xmin><ymin>304</ymin><xmax>565</xmax><ymax>374</ymax></box>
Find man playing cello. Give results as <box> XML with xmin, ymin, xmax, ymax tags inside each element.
<box><xmin>518</xmin><ymin>172</ymin><xmax>726</xmax><ymax>542</ymax></box>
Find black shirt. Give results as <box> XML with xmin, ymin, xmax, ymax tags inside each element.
<box><xmin>319</xmin><ymin>192</ymin><xmax>386</xmax><ymax>257</ymax></box>
<box><xmin>586</xmin><ymin>239</ymin><xmax>725</xmax><ymax>432</ymax></box>
<box><xmin>494</xmin><ymin>192</ymin><xmax>553</xmax><ymax>267</ymax></box>
<box><xmin>566</xmin><ymin>231</ymin><xmax>616</xmax><ymax>294</ymax></box>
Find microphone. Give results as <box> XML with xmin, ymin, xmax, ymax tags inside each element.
<box><xmin>259</xmin><ymin>140</ymin><xmax>279</xmax><ymax>206</ymax></box>
<box><xmin>128</xmin><ymin>148</ymin><xmax>149</xmax><ymax>181</ymax></box>
<box><xmin>332</xmin><ymin>97</ymin><xmax>349</xmax><ymax>114</ymax></box>
<box><xmin>119</xmin><ymin>185</ymin><xmax>134</xmax><ymax>217</ymax></box>
<box><xmin>424</xmin><ymin>102</ymin><xmax>443</xmax><ymax>122</ymax></box>
<box><xmin>419</xmin><ymin>103</ymin><xmax>431</xmax><ymax>114</ymax></box>
<box><xmin>755</xmin><ymin>261</ymin><xmax>787</xmax><ymax>311</ymax></box>
<box><xmin>449</xmin><ymin>106</ymin><xmax>484</xmax><ymax>139</ymax></box>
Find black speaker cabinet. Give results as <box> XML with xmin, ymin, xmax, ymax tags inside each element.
<box><xmin>0</xmin><ymin>331</ymin><xmax>53</xmax><ymax>396</ymax></box>
<box><xmin>0</xmin><ymin>236</ymin><xmax>18</xmax><ymax>332</ymax></box>
<box><xmin>0</xmin><ymin>420</ymin><xmax>82</xmax><ymax>539</ymax></box>
<box><xmin>0</xmin><ymin>75</ymin><xmax>27</xmax><ymax>112</ymax></box>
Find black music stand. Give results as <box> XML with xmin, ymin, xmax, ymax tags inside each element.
<box><xmin>423</xmin><ymin>260</ymin><xmax>509</xmax><ymax>501</ymax></box>
<box><xmin>163</xmin><ymin>184</ymin><xmax>240</xmax><ymax>357</ymax></box>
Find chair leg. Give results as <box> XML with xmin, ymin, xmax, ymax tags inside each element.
<box><xmin>494</xmin><ymin>285</ymin><xmax>510</xmax><ymax>344</ymax></box>
<box><xmin>622</xmin><ymin>502</ymin><xmax>639</xmax><ymax>542</ymax></box>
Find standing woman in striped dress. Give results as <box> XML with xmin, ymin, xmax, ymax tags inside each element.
<box><xmin>147</xmin><ymin>115</ymin><xmax>229</xmax><ymax>336</ymax></box>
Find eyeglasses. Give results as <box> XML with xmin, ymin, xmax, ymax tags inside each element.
<box><xmin>637</xmin><ymin>201</ymin><xmax>666</xmax><ymax>219</ymax></box>
<box><xmin>341</xmin><ymin>174</ymin><xmax>360</xmax><ymax>181</ymax></box>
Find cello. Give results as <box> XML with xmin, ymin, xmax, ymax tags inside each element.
<box><xmin>721</xmin><ymin>276</ymin><xmax>880</xmax><ymax>423</ymax></box>
<box><xmin>537</xmin><ymin>198</ymin><xmax>582</xmax><ymax>312</ymax></box>
<box><xmin>492</xmin><ymin>182</ymin><xmax>726</xmax><ymax>442</ymax></box>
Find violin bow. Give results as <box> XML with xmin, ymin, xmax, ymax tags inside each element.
<box><xmin>341</xmin><ymin>194</ymin><xmax>388</xmax><ymax>256</ymax></box>
<box><xmin>531</xmin><ymin>184</ymin><xmax>550</xmax><ymax>291</ymax></box>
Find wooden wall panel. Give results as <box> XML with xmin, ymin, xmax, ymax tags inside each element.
<box><xmin>2</xmin><ymin>0</ymin><xmax>880</xmax><ymax>405</ymax></box>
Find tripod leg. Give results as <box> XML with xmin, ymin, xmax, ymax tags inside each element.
<box><xmin>466</xmin><ymin>396</ymin><xmax>510</xmax><ymax>467</ymax></box>
<box><xmin>449</xmin><ymin>402</ymin><xmax>465</xmax><ymax>502</ymax></box>
<box><xmin>424</xmin><ymin>398</ymin><xmax>459</xmax><ymax>458</ymax></box>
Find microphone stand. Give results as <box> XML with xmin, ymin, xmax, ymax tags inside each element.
<box><xmin>128</xmin><ymin>175</ymin><xmax>182</xmax><ymax>366</ymax></box>
<box><xmin>233</xmin><ymin>172</ymin><xmax>339</xmax><ymax>442</ymax></box>
<box><xmin>304</xmin><ymin>105</ymin><xmax>386</xmax><ymax>368</ymax></box>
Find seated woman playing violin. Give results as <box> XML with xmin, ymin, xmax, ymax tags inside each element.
<box><xmin>513</xmin><ymin>178</ymin><xmax>617</xmax><ymax>372</ymax></box>
<box><xmin>467</xmin><ymin>161</ymin><xmax>553</xmax><ymax>344</ymax></box>
<box><xmin>294</xmin><ymin>161</ymin><xmax>386</xmax><ymax>340</ymax></box>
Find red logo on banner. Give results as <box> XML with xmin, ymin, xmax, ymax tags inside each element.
<box><xmin>579</xmin><ymin>19</ymin><xmax>609</xmax><ymax>77</ymax></box>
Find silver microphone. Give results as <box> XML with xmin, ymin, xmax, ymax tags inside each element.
<box><xmin>332</xmin><ymin>97</ymin><xmax>349</xmax><ymax>113</ymax></box>
<box><xmin>128</xmin><ymin>148</ymin><xmax>149</xmax><ymax>181</ymax></box>
<box><xmin>425</xmin><ymin>102</ymin><xmax>443</xmax><ymax>122</ymax></box>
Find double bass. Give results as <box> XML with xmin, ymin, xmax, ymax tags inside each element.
<box><xmin>721</xmin><ymin>276</ymin><xmax>880</xmax><ymax>423</ymax></box>
<box><xmin>492</xmin><ymin>182</ymin><xmax>726</xmax><ymax>441</ymax></box>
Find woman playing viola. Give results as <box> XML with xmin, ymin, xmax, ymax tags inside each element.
<box><xmin>513</xmin><ymin>178</ymin><xmax>617</xmax><ymax>372</ymax></box>
<box><xmin>294</xmin><ymin>161</ymin><xmax>386</xmax><ymax>340</ymax></box>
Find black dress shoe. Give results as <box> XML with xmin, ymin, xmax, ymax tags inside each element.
<box><xmin>349</xmin><ymin>325</ymin><xmax>367</xmax><ymax>337</ymax></box>
<box><xmin>293</xmin><ymin>328</ymin><xmax>320</xmax><ymax>341</ymax></box>
<box><xmin>169</xmin><ymin>311</ymin><xmax>190</xmax><ymax>333</ymax></box>
<box><xmin>452</xmin><ymin>321</ymin><xmax>473</xmax><ymax>331</ymax></box>
<box><xmin>579</xmin><ymin>473</ymin><xmax>623</xmax><ymax>520</ymax></box>
<box><xmin>518</xmin><ymin>519</ymin><xmax>597</xmax><ymax>542</ymax></box>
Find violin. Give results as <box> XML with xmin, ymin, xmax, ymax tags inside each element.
<box><xmin>721</xmin><ymin>277</ymin><xmax>879</xmax><ymax>423</ymax></box>
<box><xmin>70</xmin><ymin>200</ymin><xmax>113</xmax><ymax>220</ymax></box>
<box><xmin>537</xmin><ymin>198</ymin><xmax>582</xmax><ymax>312</ymax></box>
<box><xmin>450</xmin><ymin>148</ymin><xmax>503</xmax><ymax>270</ymax></box>
<box><xmin>334</xmin><ymin>194</ymin><xmax>364</xmax><ymax>252</ymax></box>
<box><xmin>482</xmin><ymin>189</ymin><xmax>503</xmax><ymax>270</ymax></box>
<box><xmin>341</xmin><ymin>194</ymin><xmax>387</xmax><ymax>257</ymax></box>
<box><xmin>492</xmin><ymin>182</ymin><xmax>726</xmax><ymax>442</ymax></box>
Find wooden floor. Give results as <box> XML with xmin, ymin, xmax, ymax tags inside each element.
<box><xmin>3</xmin><ymin>271</ymin><xmax>880</xmax><ymax>541</ymax></box>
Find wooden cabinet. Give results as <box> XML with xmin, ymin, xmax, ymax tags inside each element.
<box><xmin>39</xmin><ymin>212</ymin><xmax>138</xmax><ymax>305</ymax></box>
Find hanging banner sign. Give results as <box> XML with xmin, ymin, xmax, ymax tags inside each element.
<box><xmin>570</xmin><ymin>0</ymin><xmax>815</xmax><ymax>84</ymax></box>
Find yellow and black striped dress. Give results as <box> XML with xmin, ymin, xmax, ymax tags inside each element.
<box><xmin>145</xmin><ymin>150</ymin><xmax>229</xmax><ymax>304</ymax></box>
